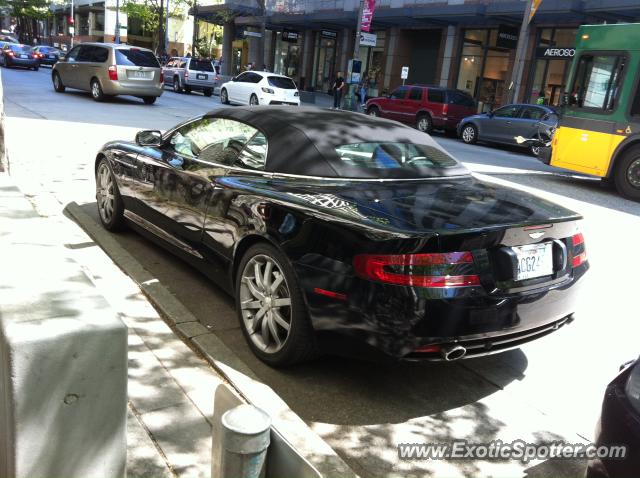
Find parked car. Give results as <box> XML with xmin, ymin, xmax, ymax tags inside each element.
<box><xmin>220</xmin><ymin>71</ymin><xmax>300</xmax><ymax>106</ymax></box>
<box><xmin>32</xmin><ymin>46</ymin><xmax>63</xmax><ymax>67</ymax></box>
<box><xmin>162</xmin><ymin>56</ymin><xmax>216</xmax><ymax>96</ymax></box>
<box><xmin>586</xmin><ymin>356</ymin><xmax>640</xmax><ymax>477</ymax></box>
<box><xmin>458</xmin><ymin>104</ymin><xmax>559</xmax><ymax>156</ymax></box>
<box><xmin>95</xmin><ymin>106</ymin><xmax>588</xmax><ymax>367</ymax></box>
<box><xmin>365</xmin><ymin>85</ymin><xmax>476</xmax><ymax>134</ymax></box>
<box><xmin>0</xmin><ymin>35</ymin><xmax>18</xmax><ymax>43</ymax></box>
<box><xmin>0</xmin><ymin>44</ymin><xmax>39</xmax><ymax>70</ymax></box>
<box><xmin>52</xmin><ymin>43</ymin><xmax>163</xmax><ymax>104</ymax></box>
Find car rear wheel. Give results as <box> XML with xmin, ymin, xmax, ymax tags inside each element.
<box><xmin>416</xmin><ymin>114</ymin><xmax>432</xmax><ymax>134</ymax></box>
<box><xmin>90</xmin><ymin>79</ymin><xmax>105</xmax><ymax>102</ymax></box>
<box><xmin>172</xmin><ymin>77</ymin><xmax>182</xmax><ymax>93</ymax></box>
<box><xmin>184</xmin><ymin>86</ymin><xmax>191</xmax><ymax>94</ymax></box>
<box><xmin>614</xmin><ymin>145</ymin><xmax>640</xmax><ymax>202</ymax></box>
<box><xmin>142</xmin><ymin>96</ymin><xmax>156</xmax><ymax>105</ymax></box>
<box><xmin>96</xmin><ymin>158</ymin><xmax>125</xmax><ymax>231</ymax></box>
<box><xmin>367</xmin><ymin>105</ymin><xmax>379</xmax><ymax>117</ymax></box>
<box><xmin>52</xmin><ymin>72</ymin><xmax>65</xmax><ymax>92</ymax></box>
<box><xmin>235</xmin><ymin>243</ymin><xmax>318</xmax><ymax>366</ymax></box>
<box><xmin>220</xmin><ymin>88</ymin><xmax>229</xmax><ymax>104</ymax></box>
<box><xmin>461</xmin><ymin>124</ymin><xmax>478</xmax><ymax>144</ymax></box>
<box><xmin>203</xmin><ymin>88</ymin><xmax>213</xmax><ymax>97</ymax></box>
<box><xmin>250</xmin><ymin>94</ymin><xmax>259</xmax><ymax>106</ymax></box>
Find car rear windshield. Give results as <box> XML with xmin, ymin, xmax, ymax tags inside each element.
<box><xmin>188</xmin><ymin>59</ymin><xmax>213</xmax><ymax>72</ymax></box>
<box><xmin>268</xmin><ymin>76</ymin><xmax>296</xmax><ymax>89</ymax></box>
<box><xmin>334</xmin><ymin>142</ymin><xmax>461</xmax><ymax>178</ymax></box>
<box><xmin>115</xmin><ymin>48</ymin><xmax>159</xmax><ymax>67</ymax></box>
<box><xmin>10</xmin><ymin>45</ymin><xmax>32</xmax><ymax>52</ymax></box>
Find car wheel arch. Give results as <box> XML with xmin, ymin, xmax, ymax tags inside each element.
<box><xmin>231</xmin><ymin>233</ymin><xmax>286</xmax><ymax>289</ymax></box>
<box><xmin>606</xmin><ymin>135</ymin><xmax>640</xmax><ymax>178</ymax></box>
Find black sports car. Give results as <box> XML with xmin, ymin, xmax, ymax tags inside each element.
<box><xmin>95</xmin><ymin>107</ymin><xmax>588</xmax><ymax>366</ymax></box>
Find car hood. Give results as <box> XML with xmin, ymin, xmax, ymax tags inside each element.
<box><xmin>218</xmin><ymin>174</ymin><xmax>580</xmax><ymax>235</ymax></box>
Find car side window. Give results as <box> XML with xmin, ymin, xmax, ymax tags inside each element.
<box><xmin>390</xmin><ymin>87</ymin><xmax>408</xmax><ymax>100</ymax></box>
<box><xmin>449</xmin><ymin>92</ymin><xmax>475</xmax><ymax>107</ymax></box>
<box><xmin>77</xmin><ymin>45</ymin><xmax>94</xmax><ymax>62</ymax></box>
<box><xmin>167</xmin><ymin>118</ymin><xmax>260</xmax><ymax>167</ymax></box>
<box><xmin>408</xmin><ymin>88</ymin><xmax>423</xmax><ymax>101</ymax></box>
<box><xmin>66</xmin><ymin>45</ymin><xmax>81</xmax><ymax>62</ymax></box>
<box><xmin>235</xmin><ymin>72</ymin><xmax>250</xmax><ymax>82</ymax></box>
<box><xmin>493</xmin><ymin>105</ymin><xmax>521</xmax><ymax>118</ymax></box>
<box><xmin>234</xmin><ymin>133</ymin><xmax>268</xmax><ymax>171</ymax></box>
<box><xmin>521</xmin><ymin>107</ymin><xmax>546</xmax><ymax>120</ymax></box>
<box><xmin>91</xmin><ymin>47</ymin><xmax>109</xmax><ymax>63</ymax></box>
<box><xmin>180</xmin><ymin>61</ymin><xmax>187</xmax><ymax>68</ymax></box>
<box><xmin>427</xmin><ymin>89</ymin><xmax>444</xmax><ymax>103</ymax></box>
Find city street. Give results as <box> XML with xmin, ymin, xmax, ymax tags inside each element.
<box><xmin>4</xmin><ymin>66</ymin><xmax>640</xmax><ymax>477</ymax></box>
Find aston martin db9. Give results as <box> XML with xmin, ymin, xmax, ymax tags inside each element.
<box><xmin>95</xmin><ymin>107</ymin><xmax>588</xmax><ymax>366</ymax></box>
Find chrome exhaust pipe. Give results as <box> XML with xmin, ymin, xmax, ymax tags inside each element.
<box><xmin>441</xmin><ymin>344</ymin><xmax>467</xmax><ymax>361</ymax></box>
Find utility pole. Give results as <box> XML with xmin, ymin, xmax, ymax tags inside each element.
<box><xmin>191</xmin><ymin>0</ymin><xmax>197</xmax><ymax>56</ymax></box>
<box><xmin>69</xmin><ymin>0</ymin><xmax>74</xmax><ymax>47</ymax></box>
<box><xmin>165</xmin><ymin>0</ymin><xmax>170</xmax><ymax>54</ymax></box>
<box><xmin>346</xmin><ymin>0</ymin><xmax>364</xmax><ymax>110</ymax></box>
<box><xmin>115</xmin><ymin>0</ymin><xmax>120</xmax><ymax>43</ymax></box>
<box><xmin>507</xmin><ymin>0</ymin><xmax>535</xmax><ymax>104</ymax></box>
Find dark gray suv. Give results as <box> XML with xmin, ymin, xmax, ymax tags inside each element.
<box><xmin>162</xmin><ymin>57</ymin><xmax>216</xmax><ymax>96</ymax></box>
<box><xmin>457</xmin><ymin>104</ymin><xmax>558</xmax><ymax>156</ymax></box>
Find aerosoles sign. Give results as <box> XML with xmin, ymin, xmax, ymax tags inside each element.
<box><xmin>536</xmin><ymin>47</ymin><xmax>576</xmax><ymax>58</ymax></box>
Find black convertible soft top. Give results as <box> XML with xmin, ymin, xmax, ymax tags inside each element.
<box><xmin>206</xmin><ymin>106</ymin><xmax>469</xmax><ymax>179</ymax></box>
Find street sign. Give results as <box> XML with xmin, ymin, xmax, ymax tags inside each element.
<box><xmin>243</xmin><ymin>31</ymin><xmax>262</xmax><ymax>38</ymax></box>
<box><xmin>68</xmin><ymin>26</ymin><xmax>75</xmax><ymax>35</ymax></box>
<box><xmin>401</xmin><ymin>66</ymin><xmax>409</xmax><ymax>80</ymax></box>
<box><xmin>359</xmin><ymin>32</ymin><xmax>377</xmax><ymax>47</ymax></box>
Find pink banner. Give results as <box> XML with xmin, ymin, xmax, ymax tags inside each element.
<box><xmin>360</xmin><ymin>0</ymin><xmax>376</xmax><ymax>32</ymax></box>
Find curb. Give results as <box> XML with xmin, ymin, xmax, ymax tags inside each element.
<box><xmin>0</xmin><ymin>66</ymin><xmax>7</xmax><ymax>173</ymax></box>
<box><xmin>65</xmin><ymin>201</ymin><xmax>358</xmax><ymax>478</ymax></box>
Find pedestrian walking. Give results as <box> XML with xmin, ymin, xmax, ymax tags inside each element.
<box><xmin>332</xmin><ymin>71</ymin><xmax>345</xmax><ymax>109</ymax></box>
<box><xmin>358</xmin><ymin>72</ymin><xmax>369</xmax><ymax>107</ymax></box>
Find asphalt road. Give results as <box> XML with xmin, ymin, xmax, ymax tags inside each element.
<box><xmin>4</xmin><ymin>66</ymin><xmax>640</xmax><ymax>477</ymax></box>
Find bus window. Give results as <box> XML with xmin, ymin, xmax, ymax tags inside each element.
<box><xmin>631</xmin><ymin>76</ymin><xmax>640</xmax><ymax>117</ymax></box>
<box><xmin>569</xmin><ymin>54</ymin><xmax>625</xmax><ymax>111</ymax></box>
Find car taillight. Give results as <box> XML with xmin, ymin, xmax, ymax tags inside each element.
<box><xmin>108</xmin><ymin>65</ymin><xmax>118</xmax><ymax>81</ymax></box>
<box><xmin>184</xmin><ymin>70</ymin><xmax>189</xmax><ymax>79</ymax></box>
<box><xmin>571</xmin><ymin>233</ymin><xmax>587</xmax><ymax>268</ymax></box>
<box><xmin>443</xmin><ymin>103</ymin><xmax>448</xmax><ymax>116</ymax></box>
<box><xmin>159</xmin><ymin>70</ymin><xmax>164</xmax><ymax>83</ymax></box>
<box><xmin>353</xmin><ymin>252</ymin><xmax>480</xmax><ymax>288</ymax></box>
<box><xmin>6</xmin><ymin>51</ymin><xmax>14</xmax><ymax>57</ymax></box>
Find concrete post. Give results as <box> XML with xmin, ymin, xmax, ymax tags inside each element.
<box><xmin>213</xmin><ymin>404</ymin><xmax>271</xmax><ymax>478</ymax></box>
<box><xmin>222</xmin><ymin>20</ymin><xmax>235</xmax><ymax>76</ymax></box>
<box><xmin>439</xmin><ymin>25</ymin><xmax>456</xmax><ymax>87</ymax></box>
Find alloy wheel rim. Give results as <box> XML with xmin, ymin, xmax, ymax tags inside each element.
<box><xmin>250</xmin><ymin>95</ymin><xmax>258</xmax><ymax>106</ymax></box>
<box><xmin>418</xmin><ymin>118</ymin><xmax>429</xmax><ymax>131</ymax></box>
<box><xmin>173</xmin><ymin>81</ymin><xmax>179</xmax><ymax>92</ymax></box>
<box><xmin>462</xmin><ymin>126</ymin><xmax>475</xmax><ymax>142</ymax></box>
<box><xmin>96</xmin><ymin>163</ymin><xmax>115</xmax><ymax>223</ymax></box>
<box><xmin>239</xmin><ymin>254</ymin><xmax>292</xmax><ymax>354</ymax></box>
<box><xmin>627</xmin><ymin>158</ymin><xmax>640</xmax><ymax>188</ymax></box>
<box><xmin>92</xmin><ymin>82</ymin><xmax>100</xmax><ymax>98</ymax></box>
<box><xmin>221</xmin><ymin>90</ymin><xmax>227</xmax><ymax>102</ymax></box>
<box><xmin>531</xmin><ymin>145</ymin><xmax>540</xmax><ymax>156</ymax></box>
<box><xmin>54</xmin><ymin>75</ymin><xmax>60</xmax><ymax>88</ymax></box>
<box><xmin>368</xmin><ymin>109</ymin><xmax>377</xmax><ymax>116</ymax></box>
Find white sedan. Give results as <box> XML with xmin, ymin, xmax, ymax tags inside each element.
<box><xmin>220</xmin><ymin>71</ymin><xmax>300</xmax><ymax>106</ymax></box>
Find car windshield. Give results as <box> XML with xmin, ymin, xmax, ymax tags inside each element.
<box><xmin>334</xmin><ymin>142</ymin><xmax>460</xmax><ymax>178</ymax></box>
<box><xmin>115</xmin><ymin>48</ymin><xmax>159</xmax><ymax>67</ymax></box>
<box><xmin>268</xmin><ymin>76</ymin><xmax>296</xmax><ymax>89</ymax></box>
<box><xmin>188</xmin><ymin>59</ymin><xmax>213</xmax><ymax>72</ymax></box>
<box><xmin>10</xmin><ymin>45</ymin><xmax>32</xmax><ymax>52</ymax></box>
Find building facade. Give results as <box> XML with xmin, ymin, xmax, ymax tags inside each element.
<box><xmin>195</xmin><ymin>0</ymin><xmax>640</xmax><ymax>108</ymax></box>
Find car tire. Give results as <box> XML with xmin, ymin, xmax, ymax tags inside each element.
<box><xmin>235</xmin><ymin>243</ymin><xmax>318</xmax><ymax>367</ymax></box>
<box><xmin>613</xmin><ymin>145</ymin><xmax>640</xmax><ymax>202</ymax></box>
<box><xmin>90</xmin><ymin>79</ymin><xmax>105</xmax><ymax>102</ymax></box>
<box><xmin>250</xmin><ymin>94</ymin><xmax>259</xmax><ymax>106</ymax></box>
<box><xmin>173</xmin><ymin>77</ymin><xmax>182</xmax><ymax>93</ymax></box>
<box><xmin>461</xmin><ymin>123</ymin><xmax>478</xmax><ymax>144</ymax></box>
<box><xmin>95</xmin><ymin>158</ymin><xmax>125</xmax><ymax>231</ymax></box>
<box><xmin>142</xmin><ymin>96</ymin><xmax>157</xmax><ymax>105</ymax></box>
<box><xmin>220</xmin><ymin>88</ymin><xmax>229</xmax><ymax>104</ymax></box>
<box><xmin>184</xmin><ymin>86</ymin><xmax>191</xmax><ymax>94</ymax></box>
<box><xmin>367</xmin><ymin>105</ymin><xmax>379</xmax><ymax>117</ymax></box>
<box><xmin>52</xmin><ymin>71</ymin><xmax>65</xmax><ymax>92</ymax></box>
<box><xmin>416</xmin><ymin>114</ymin><xmax>433</xmax><ymax>134</ymax></box>
<box><xmin>203</xmin><ymin>88</ymin><xmax>213</xmax><ymax>97</ymax></box>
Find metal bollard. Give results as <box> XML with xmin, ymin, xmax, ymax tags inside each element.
<box><xmin>219</xmin><ymin>404</ymin><xmax>271</xmax><ymax>478</ymax></box>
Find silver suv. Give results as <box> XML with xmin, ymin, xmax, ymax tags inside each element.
<box><xmin>162</xmin><ymin>57</ymin><xmax>216</xmax><ymax>96</ymax></box>
<box><xmin>52</xmin><ymin>43</ymin><xmax>163</xmax><ymax>104</ymax></box>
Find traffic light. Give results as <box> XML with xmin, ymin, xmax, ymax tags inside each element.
<box><xmin>68</xmin><ymin>16</ymin><xmax>74</xmax><ymax>24</ymax></box>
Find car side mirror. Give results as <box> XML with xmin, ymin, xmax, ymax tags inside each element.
<box><xmin>135</xmin><ymin>130</ymin><xmax>162</xmax><ymax>147</ymax></box>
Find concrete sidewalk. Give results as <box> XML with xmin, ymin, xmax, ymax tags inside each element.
<box><xmin>0</xmin><ymin>171</ymin><xmax>228</xmax><ymax>478</ymax></box>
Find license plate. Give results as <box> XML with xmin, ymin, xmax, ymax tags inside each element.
<box><xmin>513</xmin><ymin>242</ymin><xmax>553</xmax><ymax>281</ymax></box>
<box><xmin>129</xmin><ymin>70</ymin><xmax>151</xmax><ymax>79</ymax></box>
<box><xmin>20</xmin><ymin>54</ymin><xmax>27</xmax><ymax>59</ymax></box>
<box><xmin>49</xmin><ymin>55</ymin><xmax>56</xmax><ymax>59</ymax></box>
<box><xmin>196</xmin><ymin>73</ymin><xmax>207</xmax><ymax>80</ymax></box>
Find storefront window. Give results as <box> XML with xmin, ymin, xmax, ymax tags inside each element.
<box><xmin>456</xmin><ymin>29</ymin><xmax>510</xmax><ymax>111</ymax></box>
<box><xmin>274</xmin><ymin>32</ymin><xmax>300</xmax><ymax>78</ymax></box>
<box><xmin>313</xmin><ymin>34</ymin><xmax>337</xmax><ymax>93</ymax></box>
<box><xmin>526</xmin><ymin>28</ymin><xmax>578</xmax><ymax>106</ymax></box>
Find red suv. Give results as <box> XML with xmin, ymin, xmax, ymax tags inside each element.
<box><xmin>365</xmin><ymin>85</ymin><xmax>476</xmax><ymax>135</ymax></box>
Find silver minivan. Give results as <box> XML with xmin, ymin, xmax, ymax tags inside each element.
<box><xmin>52</xmin><ymin>43</ymin><xmax>163</xmax><ymax>104</ymax></box>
